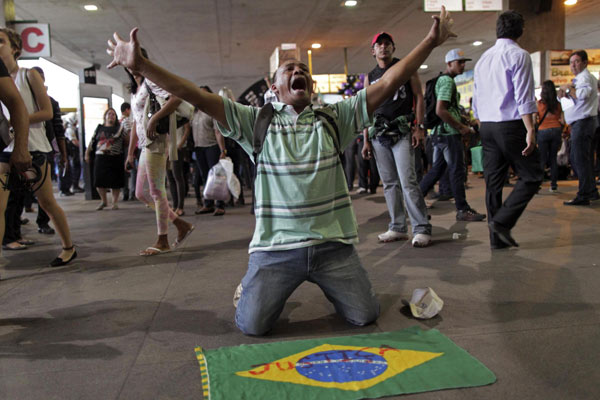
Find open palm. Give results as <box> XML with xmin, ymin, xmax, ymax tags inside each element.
<box><xmin>107</xmin><ymin>28</ymin><xmax>143</xmax><ymax>71</ymax></box>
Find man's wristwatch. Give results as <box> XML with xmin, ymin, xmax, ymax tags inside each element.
<box><xmin>565</xmin><ymin>88</ymin><xmax>571</xmax><ymax>96</ymax></box>
<box><xmin>417</xmin><ymin>123</ymin><xmax>425</xmax><ymax>130</ymax></box>
<box><xmin>221</xmin><ymin>149</ymin><xmax>227</xmax><ymax>156</ymax></box>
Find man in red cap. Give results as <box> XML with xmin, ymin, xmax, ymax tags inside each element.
<box><xmin>362</xmin><ymin>32</ymin><xmax>432</xmax><ymax>247</ymax></box>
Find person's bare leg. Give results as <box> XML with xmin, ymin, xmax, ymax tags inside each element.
<box><xmin>96</xmin><ymin>187</ymin><xmax>108</xmax><ymax>208</ymax></box>
<box><xmin>173</xmin><ymin>217</ymin><xmax>193</xmax><ymax>242</ymax></box>
<box><xmin>111</xmin><ymin>188</ymin><xmax>120</xmax><ymax>208</ymax></box>
<box><xmin>36</xmin><ymin>163</ymin><xmax>74</xmax><ymax>261</ymax></box>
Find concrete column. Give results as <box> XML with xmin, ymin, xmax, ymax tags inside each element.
<box><xmin>508</xmin><ymin>0</ymin><xmax>565</xmax><ymax>53</ymax></box>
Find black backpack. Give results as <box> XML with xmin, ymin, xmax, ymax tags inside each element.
<box><xmin>423</xmin><ymin>73</ymin><xmax>457</xmax><ymax>130</ymax></box>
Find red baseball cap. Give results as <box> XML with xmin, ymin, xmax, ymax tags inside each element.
<box><xmin>371</xmin><ymin>32</ymin><xmax>394</xmax><ymax>47</ymax></box>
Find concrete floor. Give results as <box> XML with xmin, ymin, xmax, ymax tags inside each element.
<box><xmin>0</xmin><ymin>176</ymin><xmax>599</xmax><ymax>400</ymax></box>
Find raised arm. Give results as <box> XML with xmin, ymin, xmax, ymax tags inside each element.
<box><xmin>107</xmin><ymin>29</ymin><xmax>228</xmax><ymax>129</ymax></box>
<box><xmin>366</xmin><ymin>7</ymin><xmax>456</xmax><ymax>115</ymax></box>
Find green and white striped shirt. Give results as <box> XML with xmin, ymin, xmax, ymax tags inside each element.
<box><xmin>217</xmin><ymin>89</ymin><xmax>372</xmax><ymax>253</ymax></box>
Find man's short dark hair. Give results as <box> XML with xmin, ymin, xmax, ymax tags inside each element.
<box><xmin>120</xmin><ymin>102</ymin><xmax>131</xmax><ymax>113</ymax></box>
<box><xmin>570</xmin><ymin>50</ymin><xmax>588</xmax><ymax>64</ymax></box>
<box><xmin>496</xmin><ymin>10</ymin><xmax>524</xmax><ymax>40</ymax></box>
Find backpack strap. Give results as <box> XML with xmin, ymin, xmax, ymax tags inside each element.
<box><xmin>314</xmin><ymin>108</ymin><xmax>341</xmax><ymax>154</ymax></box>
<box><xmin>251</xmin><ymin>103</ymin><xmax>275</xmax><ymax>212</ymax></box>
<box><xmin>252</xmin><ymin>102</ymin><xmax>275</xmax><ymax>158</ymax></box>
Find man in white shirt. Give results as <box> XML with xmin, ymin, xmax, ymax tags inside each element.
<box><xmin>558</xmin><ymin>50</ymin><xmax>599</xmax><ymax>205</ymax></box>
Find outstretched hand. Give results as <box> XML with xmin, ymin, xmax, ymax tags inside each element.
<box><xmin>427</xmin><ymin>6</ymin><xmax>457</xmax><ymax>47</ymax></box>
<box><xmin>106</xmin><ymin>28</ymin><xmax>143</xmax><ymax>71</ymax></box>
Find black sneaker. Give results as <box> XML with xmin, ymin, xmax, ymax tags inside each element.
<box><xmin>38</xmin><ymin>225</ymin><xmax>55</xmax><ymax>235</ymax></box>
<box><xmin>456</xmin><ymin>208</ymin><xmax>486</xmax><ymax>221</ymax></box>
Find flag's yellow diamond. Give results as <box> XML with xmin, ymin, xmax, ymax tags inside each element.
<box><xmin>236</xmin><ymin>344</ymin><xmax>443</xmax><ymax>391</ymax></box>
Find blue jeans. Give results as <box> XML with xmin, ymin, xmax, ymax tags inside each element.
<box><xmin>419</xmin><ymin>134</ymin><xmax>469</xmax><ymax>211</ymax></box>
<box><xmin>372</xmin><ymin>136</ymin><xmax>431</xmax><ymax>235</ymax></box>
<box><xmin>235</xmin><ymin>242</ymin><xmax>380</xmax><ymax>336</ymax></box>
<box><xmin>570</xmin><ymin>116</ymin><xmax>599</xmax><ymax>199</ymax></box>
<box><xmin>537</xmin><ymin>127</ymin><xmax>562</xmax><ymax>188</ymax></box>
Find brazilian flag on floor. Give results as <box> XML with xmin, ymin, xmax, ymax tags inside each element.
<box><xmin>194</xmin><ymin>326</ymin><xmax>496</xmax><ymax>399</ymax></box>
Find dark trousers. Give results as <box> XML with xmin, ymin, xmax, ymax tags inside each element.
<box><xmin>343</xmin><ymin>139</ymin><xmax>358</xmax><ymax>190</ymax></box>
<box><xmin>3</xmin><ymin>191</ymin><xmax>24</xmax><ymax>244</ymax></box>
<box><xmin>37</xmin><ymin>207</ymin><xmax>50</xmax><ymax>228</ymax></box>
<box><xmin>357</xmin><ymin>138</ymin><xmax>379</xmax><ymax>192</ymax></box>
<box><xmin>419</xmin><ymin>134</ymin><xmax>468</xmax><ymax>210</ymax></box>
<box><xmin>194</xmin><ymin>145</ymin><xmax>224</xmax><ymax>208</ymax></box>
<box><xmin>166</xmin><ymin>150</ymin><xmax>186</xmax><ymax>210</ymax></box>
<box><xmin>480</xmin><ymin>121</ymin><xmax>543</xmax><ymax>247</ymax></box>
<box><xmin>537</xmin><ymin>127</ymin><xmax>562</xmax><ymax>188</ymax></box>
<box><xmin>570</xmin><ymin>116</ymin><xmax>599</xmax><ymax>199</ymax></box>
<box><xmin>594</xmin><ymin>117</ymin><xmax>600</xmax><ymax>177</ymax></box>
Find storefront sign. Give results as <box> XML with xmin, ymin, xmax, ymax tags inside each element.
<box><xmin>13</xmin><ymin>23</ymin><xmax>51</xmax><ymax>59</ymax></box>
<box><xmin>424</xmin><ymin>0</ymin><xmax>463</xmax><ymax>12</ymax></box>
<box><xmin>465</xmin><ymin>0</ymin><xmax>503</xmax><ymax>11</ymax></box>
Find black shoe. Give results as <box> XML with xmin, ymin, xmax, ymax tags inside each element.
<box><xmin>20</xmin><ymin>218</ymin><xmax>29</xmax><ymax>225</ymax></box>
<box><xmin>563</xmin><ymin>197</ymin><xmax>590</xmax><ymax>206</ymax></box>
<box><xmin>59</xmin><ymin>191</ymin><xmax>74</xmax><ymax>197</ymax></box>
<box><xmin>590</xmin><ymin>192</ymin><xmax>600</xmax><ymax>202</ymax></box>
<box><xmin>72</xmin><ymin>187</ymin><xmax>84</xmax><ymax>193</ymax></box>
<box><xmin>49</xmin><ymin>246</ymin><xmax>77</xmax><ymax>267</ymax></box>
<box><xmin>437</xmin><ymin>194</ymin><xmax>453</xmax><ymax>201</ymax></box>
<box><xmin>38</xmin><ymin>225</ymin><xmax>55</xmax><ymax>235</ymax></box>
<box><xmin>489</xmin><ymin>221</ymin><xmax>519</xmax><ymax>247</ymax></box>
<box><xmin>456</xmin><ymin>208</ymin><xmax>486</xmax><ymax>222</ymax></box>
<box><xmin>491</xmin><ymin>242</ymin><xmax>510</xmax><ymax>250</ymax></box>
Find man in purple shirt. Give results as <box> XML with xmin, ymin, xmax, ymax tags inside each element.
<box><xmin>473</xmin><ymin>10</ymin><xmax>543</xmax><ymax>249</ymax></box>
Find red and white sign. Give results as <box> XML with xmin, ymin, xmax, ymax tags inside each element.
<box><xmin>13</xmin><ymin>23</ymin><xmax>51</xmax><ymax>59</ymax></box>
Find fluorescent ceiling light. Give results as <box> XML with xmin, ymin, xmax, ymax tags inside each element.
<box><xmin>420</xmin><ymin>65</ymin><xmax>428</xmax><ymax>69</ymax></box>
<box><xmin>84</xmin><ymin>5</ymin><xmax>98</xmax><ymax>11</ymax></box>
<box><xmin>311</xmin><ymin>43</ymin><xmax>322</xmax><ymax>49</ymax></box>
<box><xmin>564</xmin><ymin>0</ymin><xmax>577</xmax><ymax>5</ymax></box>
<box><xmin>472</xmin><ymin>41</ymin><xmax>483</xmax><ymax>46</ymax></box>
<box><xmin>344</xmin><ymin>1</ymin><xmax>358</xmax><ymax>6</ymax></box>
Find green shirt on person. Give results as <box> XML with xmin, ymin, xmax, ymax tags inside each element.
<box><xmin>217</xmin><ymin>89</ymin><xmax>372</xmax><ymax>253</ymax></box>
<box><xmin>433</xmin><ymin>75</ymin><xmax>461</xmax><ymax>136</ymax></box>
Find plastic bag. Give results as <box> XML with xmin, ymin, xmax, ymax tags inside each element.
<box><xmin>203</xmin><ymin>162</ymin><xmax>231</xmax><ymax>202</ymax></box>
<box><xmin>218</xmin><ymin>158</ymin><xmax>241</xmax><ymax>200</ymax></box>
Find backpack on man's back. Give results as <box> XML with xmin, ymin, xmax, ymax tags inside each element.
<box><xmin>423</xmin><ymin>73</ymin><xmax>457</xmax><ymax>130</ymax></box>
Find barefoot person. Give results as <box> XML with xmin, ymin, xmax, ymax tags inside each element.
<box><xmin>107</xmin><ymin>7</ymin><xmax>456</xmax><ymax>334</ymax></box>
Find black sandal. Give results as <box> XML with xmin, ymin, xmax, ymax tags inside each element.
<box><xmin>49</xmin><ymin>245</ymin><xmax>77</xmax><ymax>267</ymax></box>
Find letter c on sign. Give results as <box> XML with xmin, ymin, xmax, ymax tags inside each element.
<box><xmin>22</xmin><ymin>27</ymin><xmax>45</xmax><ymax>53</ymax></box>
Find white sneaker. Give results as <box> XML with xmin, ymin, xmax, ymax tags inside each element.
<box><xmin>378</xmin><ymin>230</ymin><xmax>409</xmax><ymax>242</ymax></box>
<box><xmin>233</xmin><ymin>283</ymin><xmax>243</xmax><ymax>308</ymax></box>
<box><xmin>412</xmin><ymin>233</ymin><xmax>432</xmax><ymax>248</ymax></box>
<box><xmin>355</xmin><ymin>187</ymin><xmax>368</xmax><ymax>194</ymax></box>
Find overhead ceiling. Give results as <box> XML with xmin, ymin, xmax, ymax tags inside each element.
<box><xmin>12</xmin><ymin>0</ymin><xmax>600</xmax><ymax>98</ymax></box>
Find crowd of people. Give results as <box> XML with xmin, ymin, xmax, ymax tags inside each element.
<box><xmin>0</xmin><ymin>8</ymin><xmax>598</xmax><ymax>335</ymax></box>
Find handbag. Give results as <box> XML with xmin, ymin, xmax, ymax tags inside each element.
<box><xmin>145</xmin><ymin>82</ymin><xmax>170</xmax><ymax>134</ymax></box>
